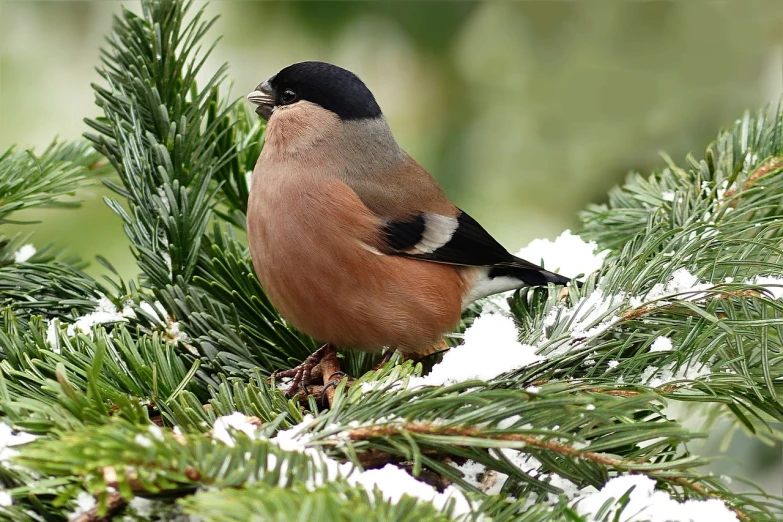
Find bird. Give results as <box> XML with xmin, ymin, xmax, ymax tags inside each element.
<box><xmin>246</xmin><ymin>61</ymin><xmax>571</xmax><ymax>397</ymax></box>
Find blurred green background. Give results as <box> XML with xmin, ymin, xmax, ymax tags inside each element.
<box><xmin>1</xmin><ymin>0</ymin><xmax>782</xmax><ymax>495</ymax></box>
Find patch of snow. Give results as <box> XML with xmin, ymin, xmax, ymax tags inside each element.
<box><xmin>649</xmin><ymin>337</ymin><xmax>673</xmax><ymax>353</ymax></box>
<box><xmin>498</xmin><ymin>449</ymin><xmax>586</xmax><ymax>502</ymax></box>
<box><xmin>157</xmin><ymin>186</ymin><xmax>170</xmax><ymax>212</ymax></box>
<box><xmin>148</xmin><ymin>424</ymin><xmax>164</xmax><ymax>441</ymax></box>
<box><xmin>211</xmin><ymin>413</ymin><xmax>259</xmax><ymax>447</ymax></box>
<box><xmin>0</xmin><ymin>491</ymin><xmax>11</xmax><ymax>507</ymax></box>
<box><xmin>641</xmin><ymin>268</ymin><xmax>712</xmax><ymax>304</ymax></box>
<box><xmin>717</xmin><ymin>179</ymin><xmax>735</xmax><ymax>201</ymax></box>
<box><xmin>271</xmin><ymin>415</ymin><xmax>316</xmax><ymax>452</ymax></box>
<box><xmin>752</xmin><ymin>275</ymin><xmax>783</xmax><ymax>300</ymax></box>
<box><xmin>351</xmin><ymin>464</ymin><xmax>472</xmax><ymax>518</ymax></box>
<box><xmin>515</xmin><ymin>230</ymin><xmax>608</xmax><ymax>279</ymax></box>
<box><xmin>0</xmin><ymin>423</ymin><xmax>37</xmax><ymax>462</ymax></box>
<box><xmin>45</xmin><ymin>319</ymin><xmax>60</xmax><ymax>353</ymax></box>
<box><xmin>574</xmin><ymin>474</ymin><xmax>738</xmax><ymax>522</ymax></box>
<box><xmin>640</xmin><ymin>359</ymin><xmax>712</xmax><ymax>388</ymax></box>
<box><xmin>139</xmin><ymin>300</ymin><xmax>167</xmax><ymax>318</ymax></box>
<box><xmin>214</xmin><ymin>414</ymin><xmax>472</xmax><ymax>517</ymax></box>
<box><xmin>661</xmin><ymin>191</ymin><xmax>676</xmax><ymax>202</ymax></box>
<box><xmin>165</xmin><ymin>321</ymin><xmax>190</xmax><ymax>344</ymax></box>
<box><xmin>67</xmin><ymin>491</ymin><xmax>96</xmax><ymax>520</ymax></box>
<box><xmin>127</xmin><ymin>497</ymin><xmax>153</xmax><ymax>517</ymax></box>
<box><xmin>65</xmin><ymin>294</ymin><xmax>129</xmax><ymax>336</ymax></box>
<box><xmin>134</xmin><ymin>434</ymin><xmax>153</xmax><ymax>448</ymax></box>
<box><xmin>163</xmin><ymin>252</ymin><xmax>173</xmax><ymax>278</ymax></box>
<box><xmin>13</xmin><ymin>244</ymin><xmax>36</xmax><ymax>263</ymax></box>
<box><xmin>406</xmin><ymin>314</ymin><xmax>541</xmax><ymax>388</ymax></box>
<box><xmin>452</xmin><ymin>460</ymin><xmax>507</xmax><ymax>495</ymax></box>
<box><xmin>544</xmin><ymin>290</ymin><xmax>625</xmax><ymax>343</ymax></box>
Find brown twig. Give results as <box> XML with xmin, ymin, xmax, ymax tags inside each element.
<box><xmin>582</xmin><ymin>388</ymin><xmax>644</xmax><ymax>397</ymax></box>
<box><xmin>345</xmin><ymin>423</ymin><xmax>625</xmax><ymax>467</ymax></box>
<box><xmin>619</xmin><ymin>288</ymin><xmax>764</xmax><ymax>322</ymax></box>
<box><xmin>723</xmin><ymin>156</ymin><xmax>783</xmax><ymax>202</ymax></box>
<box><xmin>341</xmin><ymin>422</ymin><xmax>750</xmax><ymax>522</ymax></box>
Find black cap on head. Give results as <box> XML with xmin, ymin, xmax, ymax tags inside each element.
<box><xmin>268</xmin><ymin>61</ymin><xmax>382</xmax><ymax>120</ymax></box>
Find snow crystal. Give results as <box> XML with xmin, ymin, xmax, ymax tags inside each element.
<box><xmin>544</xmin><ymin>290</ymin><xmax>625</xmax><ymax>343</ymax></box>
<box><xmin>271</xmin><ymin>415</ymin><xmax>316</xmax><ymax>452</ymax></box>
<box><xmin>68</xmin><ymin>491</ymin><xmax>96</xmax><ymax>520</ymax></box>
<box><xmin>498</xmin><ymin>449</ymin><xmax>586</xmax><ymax>502</ymax></box>
<box><xmin>574</xmin><ymin>474</ymin><xmax>738</xmax><ymax>522</ymax></box>
<box><xmin>496</xmin><ymin>415</ymin><xmax>524</xmax><ymax>430</ymax></box>
<box><xmin>607</xmin><ymin>360</ymin><xmax>620</xmax><ymax>369</ymax></box>
<box><xmin>163</xmin><ymin>252</ymin><xmax>173</xmax><ymax>278</ymax></box>
<box><xmin>165</xmin><ymin>321</ymin><xmax>190</xmax><ymax>344</ymax></box>
<box><xmin>642</xmin><ymin>268</ymin><xmax>712</xmax><ymax>303</ymax></box>
<box><xmin>0</xmin><ymin>491</ymin><xmax>11</xmax><ymax>507</ymax></box>
<box><xmin>661</xmin><ymin>191</ymin><xmax>676</xmax><ymax>202</ymax></box>
<box><xmin>45</xmin><ymin>319</ymin><xmax>60</xmax><ymax>353</ymax></box>
<box><xmin>139</xmin><ymin>300</ymin><xmax>168</xmax><ymax>318</ymax></box>
<box><xmin>640</xmin><ymin>359</ymin><xmax>711</xmax><ymax>388</ymax></box>
<box><xmin>13</xmin><ymin>244</ymin><xmax>36</xmax><ymax>263</ymax></box>
<box><xmin>406</xmin><ymin>314</ymin><xmax>541</xmax><ymax>388</ymax></box>
<box><xmin>157</xmin><ymin>186</ymin><xmax>170</xmax><ymax>212</ymax></box>
<box><xmin>452</xmin><ymin>460</ymin><xmax>506</xmax><ymax>495</ymax></box>
<box><xmin>128</xmin><ymin>497</ymin><xmax>153</xmax><ymax>517</ymax></box>
<box><xmin>0</xmin><ymin>423</ymin><xmax>37</xmax><ymax>462</ymax></box>
<box><xmin>752</xmin><ymin>275</ymin><xmax>783</xmax><ymax>300</ymax></box>
<box><xmin>147</xmin><ymin>424</ymin><xmax>164</xmax><ymax>441</ymax></box>
<box><xmin>66</xmin><ymin>294</ymin><xmax>129</xmax><ymax>336</ymax></box>
<box><xmin>211</xmin><ymin>413</ymin><xmax>259</xmax><ymax>447</ymax></box>
<box><xmin>351</xmin><ymin>464</ymin><xmax>472</xmax><ymax>518</ymax></box>
<box><xmin>134</xmin><ymin>434</ymin><xmax>153</xmax><ymax>448</ymax></box>
<box><xmin>515</xmin><ymin>230</ymin><xmax>607</xmax><ymax>279</ymax></box>
<box><xmin>649</xmin><ymin>336</ymin><xmax>673</xmax><ymax>353</ymax></box>
<box><xmin>716</xmin><ymin>179</ymin><xmax>730</xmax><ymax>200</ymax></box>
<box><xmin>137</xmin><ymin>300</ymin><xmax>190</xmax><ymax>345</ymax></box>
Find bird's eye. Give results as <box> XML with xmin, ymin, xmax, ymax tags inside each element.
<box><xmin>280</xmin><ymin>89</ymin><xmax>297</xmax><ymax>105</ymax></box>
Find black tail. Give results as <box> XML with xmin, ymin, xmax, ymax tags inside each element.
<box><xmin>489</xmin><ymin>257</ymin><xmax>575</xmax><ymax>287</ymax></box>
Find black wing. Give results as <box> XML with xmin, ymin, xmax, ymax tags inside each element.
<box><xmin>380</xmin><ymin>209</ymin><xmax>570</xmax><ymax>286</ymax></box>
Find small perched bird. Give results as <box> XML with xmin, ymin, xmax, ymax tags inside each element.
<box><xmin>247</xmin><ymin>61</ymin><xmax>570</xmax><ymax>394</ymax></box>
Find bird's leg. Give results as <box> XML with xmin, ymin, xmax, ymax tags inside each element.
<box><xmin>274</xmin><ymin>343</ymin><xmax>332</xmax><ymax>398</ymax></box>
<box><xmin>319</xmin><ymin>343</ymin><xmax>343</xmax><ymax>407</ymax></box>
<box><xmin>372</xmin><ymin>347</ymin><xmax>397</xmax><ymax>371</ymax></box>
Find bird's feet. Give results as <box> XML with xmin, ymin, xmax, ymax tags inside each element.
<box><xmin>272</xmin><ymin>343</ymin><xmax>353</xmax><ymax>405</ymax></box>
<box><xmin>273</xmin><ymin>343</ymin><xmax>332</xmax><ymax>398</ymax></box>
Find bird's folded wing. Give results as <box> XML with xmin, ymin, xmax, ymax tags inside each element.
<box><xmin>378</xmin><ymin>209</ymin><xmax>571</xmax><ymax>287</ymax></box>
<box><xmin>381</xmin><ymin>209</ymin><xmax>515</xmax><ymax>266</ymax></box>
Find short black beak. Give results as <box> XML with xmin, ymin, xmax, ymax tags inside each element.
<box><xmin>247</xmin><ymin>78</ymin><xmax>275</xmax><ymax>120</ymax></box>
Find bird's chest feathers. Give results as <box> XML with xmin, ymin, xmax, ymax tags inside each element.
<box><xmin>248</xmin><ymin>151</ymin><xmax>380</xmax><ymax>273</ymax></box>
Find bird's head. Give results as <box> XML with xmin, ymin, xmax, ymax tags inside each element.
<box><xmin>247</xmin><ymin>61</ymin><xmax>382</xmax><ymax>122</ymax></box>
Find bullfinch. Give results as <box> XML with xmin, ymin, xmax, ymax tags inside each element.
<box><xmin>246</xmin><ymin>61</ymin><xmax>570</xmax><ymax>396</ymax></box>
